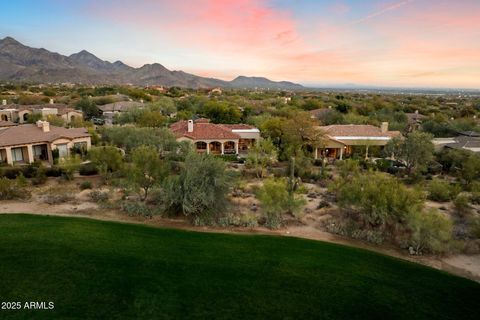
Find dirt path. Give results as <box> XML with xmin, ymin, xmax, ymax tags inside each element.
<box><xmin>0</xmin><ymin>200</ymin><xmax>479</xmax><ymax>282</ymax></box>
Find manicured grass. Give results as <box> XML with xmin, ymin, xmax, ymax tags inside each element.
<box><xmin>0</xmin><ymin>214</ymin><xmax>478</xmax><ymax>320</ymax></box>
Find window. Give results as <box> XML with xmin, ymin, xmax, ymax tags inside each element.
<box><xmin>56</xmin><ymin>144</ymin><xmax>68</xmax><ymax>158</ymax></box>
<box><xmin>33</xmin><ymin>145</ymin><xmax>48</xmax><ymax>160</ymax></box>
<box><xmin>12</xmin><ymin>147</ymin><xmax>24</xmax><ymax>162</ymax></box>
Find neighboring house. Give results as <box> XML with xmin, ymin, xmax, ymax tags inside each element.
<box><xmin>309</xmin><ymin>107</ymin><xmax>333</xmax><ymax>120</ymax></box>
<box><xmin>315</xmin><ymin>122</ymin><xmax>401</xmax><ymax>159</ymax></box>
<box><xmin>405</xmin><ymin>110</ymin><xmax>427</xmax><ymax>132</ymax></box>
<box><xmin>433</xmin><ymin>131</ymin><xmax>480</xmax><ymax>153</ymax></box>
<box><xmin>209</xmin><ymin>88</ymin><xmax>222</xmax><ymax>95</ymax></box>
<box><xmin>58</xmin><ymin>108</ymin><xmax>84</xmax><ymax>123</ymax></box>
<box><xmin>0</xmin><ymin>99</ymin><xmax>83</xmax><ymax>124</ymax></box>
<box><xmin>170</xmin><ymin>118</ymin><xmax>260</xmax><ymax>155</ymax></box>
<box><xmin>98</xmin><ymin>101</ymin><xmax>144</xmax><ymax>125</ymax></box>
<box><xmin>0</xmin><ymin>121</ymin><xmax>91</xmax><ymax>165</ymax></box>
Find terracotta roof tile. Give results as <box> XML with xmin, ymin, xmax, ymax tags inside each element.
<box><xmin>0</xmin><ymin>120</ymin><xmax>16</xmax><ymax>128</ymax></box>
<box><xmin>318</xmin><ymin>124</ymin><xmax>401</xmax><ymax>138</ymax></box>
<box><xmin>170</xmin><ymin>120</ymin><xmax>240</xmax><ymax>140</ymax></box>
<box><xmin>0</xmin><ymin>124</ymin><xmax>90</xmax><ymax>147</ymax></box>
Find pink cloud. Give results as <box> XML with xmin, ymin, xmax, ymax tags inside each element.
<box><xmin>80</xmin><ymin>0</ymin><xmax>480</xmax><ymax>87</ymax></box>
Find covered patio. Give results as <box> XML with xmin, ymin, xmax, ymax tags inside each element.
<box><xmin>193</xmin><ymin>140</ymin><xmax>239</xmax><ymax>155</ymax></box>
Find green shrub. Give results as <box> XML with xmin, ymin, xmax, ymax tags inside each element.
<box><xmin>89</xmin><ymin>190</ymin><xmax>109</xmax><ymax>203</ymax></box>
<box><xmin>0</xmin><ymin>167</ymin><xmax>23</xmax><ymax>179</ymax></box>
<box><xmin>79</xmin><ymin>181</ymin><xmax>92</xmax><ymax>190</ymax></box>
<box><xmin>333</xmin><ymin>171</ymin><xmax>424</xmax><ymax>227</ymax></box>
<box><xmin>0</xmin><ymin>177</ymin><xmax>29</xmax><ymax>200</ymax></box>
<box><xmin>120</xmin><ymin>201</ymin><xmax>159</xmax><ymax>217</ymax></box>
<box><xmin>79</xmin><ymin>163</ymin><xmax>99</xmax><ymax>176</ymax></box>
<box><xmin>45</xmin><ymin>166</ymin><xmax>64</xmax><ymax>177</ymax></box>
<box><xmin>218</xmin><ymin>154</ymin><xmax>239</xmax><ymax>162</ymax></box>
<box><xmin>31</xmin><ymin>168</ymin><xmax>47</xmax><ymax>186</ymax></box>
<box><xmin>470</xmin><ymin>216</ymin><xmax>480</xmax><ymax>238</ymax></box>
<box><xmin>256</xmin><ymin>178</ymin><xmax>306</xmax><ymax>229</ymax></box>
<box><xmin>453</xmin><ymin>194</ymin><xmax>472</xmax><ymax>216</ymax></box>
<box><xmin>408</xmin><ymin>209</ymin><xmax>453</xmax><ymax>254</ymax></box>
<box><xmin>162</xmin><ymin>153</ymin><xmax>232</xmax><ymax>220</ymax></box>
<box><xmin>427</xmin><ymin>179</ymin><xmax>460</xmax><ymax>202</ymax></box>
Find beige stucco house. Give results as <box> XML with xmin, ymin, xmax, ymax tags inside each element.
<box><xmin>0</xmin><ymin>100</ymin><xmax>83</xmax><ymax>124</ymax></box>
<box><xmin>170</xmin><ymin>118</ymin><xmax>260</xmax><ymax>155</ymax></box>
<box><xmin>0</xmin><ymin>121</ymin><xmax>91</xmax><ymax>165</ymax></box>
<box><xmin>315</xmin><ymin>122</ymin><xmax>401</xmax><ymax>159</ymax></box>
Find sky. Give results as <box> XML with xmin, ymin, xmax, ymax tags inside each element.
<box><xmin>1</xmin><ymin>0</ymin><xmax>479</xmax><ymax>88</ymax></box>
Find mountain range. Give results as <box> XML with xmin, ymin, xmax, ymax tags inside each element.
<box><xmin>0</xmin><ymin>37</ymin><xmax>303</xmax><ymax>90</ymax></box>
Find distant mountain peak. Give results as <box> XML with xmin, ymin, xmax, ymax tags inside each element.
<box><xmin>0</xmin><ymin>36</ymin><xmax>22</xmax><ymax>46</ymax></box>
<box><xmin>0</xmin><ymin>36</ymin><xmax>303</xmax><ymax>89</ymax></box>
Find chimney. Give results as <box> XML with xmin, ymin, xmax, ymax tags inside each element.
<box><xmin>36</xmin><ymin>120</ymin><xmax>50</xmax><ymax>133</ymax></box>
<box><xmin>187</xmin><ymin>120</ymin><xmax>194</xmax><ymax>133</ymax></box>
<box><xmin>2</xmin><ymin>99</ymin><xmax>6</xmax><ymax>106</ymax></box>
<box><xmin>381</xmin><ymin>122</ymin><xmax>389</xmax><ymax>133</ymax></box>
<box><xmin>49</xmin><ymin>98</ymin><xmax>54</xmax><ymax>104</ymax></box>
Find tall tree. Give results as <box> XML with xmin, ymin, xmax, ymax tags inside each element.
<box><xmin>246</xmin><ymin>138</ymin><xmax>278</xmax><ymax>178</ymax></box>
<box><xmin>129</xmin><ymin>146</ymin><xmax>168</xmax><ymax>201</ymax></box>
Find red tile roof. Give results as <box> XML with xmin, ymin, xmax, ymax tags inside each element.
<box><xmin>170</xmin><ymin>120</ymin><xmax>240</xmax><ymax>140</ymax></box>
<box><xmin>319</xmin><ymin>125</ymin><xmax>401</xmax><ymax>138</ymax></box>
<box><xmin>0</xmin><ymin>120</ymin><xmax>16</xmax><ymax>128</ymax></box>
<box><xmin>0</xmin><ymin>124</ymin><xmax>90</xmax><ymax>147</ymax></box>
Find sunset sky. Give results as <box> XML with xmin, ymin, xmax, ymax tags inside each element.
<box><xmin>1</xmin><ymin>0</ymin><xmax>479</xmax><ymax>88</ymax></box>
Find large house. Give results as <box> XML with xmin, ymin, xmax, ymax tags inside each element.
<box><xmin>315</xmin><ymin>122</ymin><xmax>401</xmax><ymax>159</ymax></box>
<box><xmin>98</xmin><ymin>101</ymin><xmax>144</xmax><ymax>125</ymax></box>
<box><xmin>170</xmin><ymin>118</ymin><xmax>260</xmax><ymax>155</ymax></box>
<box><xmin>0</xmin><ymin>99</ymin><xmax>83</xmax><ymax>124</ymax></box>
<box><xmin>433</xmin><ymin>131</ymin><xmax>480</xmax><ymax>153</ymax></box>
<box><xmin>0</xmin><ymin>121</ymin><xmax>91</xmax><ymax>165</ymax></box>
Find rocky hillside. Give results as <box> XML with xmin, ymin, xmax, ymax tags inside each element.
<box><xmin>0</xmin><ymin>37</ymin><xmax>303</xmax><ymax>89</ymax></box>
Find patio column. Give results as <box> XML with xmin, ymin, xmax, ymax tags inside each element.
<box><xmin>235</xmin><ymin>141</ymin><xmax>239</xmax><ymax>155</ymax></box>
<box><xmin>206</xmin><ymin>142</ymin><xmax>210</xmax><ymax>154</ymax></box>
<box><xmin>365</xmin><ymin>145</ymin><xmax>369</xmax><ymax>159</ymax></box>
<box><xmin>27</xmin><ymin>145</ymin><xmax>34</xmax><ymax>164</ymax></box>
<box><xmin>221</xmin><ymin>142</ymin><xmax>224</xmax><ymax>155</ymax></box>
<box><xmin>5</xmin><ymin>147</ymin><xmax>13</xmax><ymax>165</ymax></box>
<box><xmin>314</xmin><ymin>148</ymin><xmax>318</xmax><ymax>160</ymax></box>
<box><xmin>339</xmin><ymin>147</ymin><xmax>343</xmax><ymax>160</ymax></box>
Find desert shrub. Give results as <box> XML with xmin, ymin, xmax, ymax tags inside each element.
<box><xmin>45</xmin><ymin>166</ymin><xmax>64</xmax><ymax>177</ymax></box>
<box><xmin>453</xmin><ymin>193</ymin><xmax>472</xmax><ymax>216</ymax></box>
<box><xmin>31</xmin><ymin>168</ymin><xmax>47</xmax><ymax>186</ymax></box>
<box><xmin>22</xmin><ymin>162</ymin><xmax>41</xmax><ymax>178</ymax></box>
<box><xmin>79</xmin><ymin>163</ymin><xmax>99</xmax><ymax>176</ymax></box>
<box><xmin>408</xmin><ymin>209</ymin><xmax>453</xmax><ymax>254</ymax></box>
<box><xmin>427</xmin><ymin>178</ymin><xmax>461</xmax><ymax>202</ymax></box>
<box><xmin>162</xmin><ymin>153</ymin><xmax>232</xmax><ymax>222</ymax></box>
<box><xmin>333</xmin><ymin>171</ymin><xmax>424</xmax><ymax>227</ymax></box>
<box><xmin>89</xmin><ymin>190</ymin><xmax>109</xmax><ymax>202</ymax></box>
<box><xmin>0</xmin><ymin>167</ymin><xmax>23</xmax><ymax>179</ymax></box>
<box><xmin>256</xmin><ymin>178</ymin><xmax>306</xmax><ymax>229</ymax></box>
<box><xmin>468</xmin><ymin>181</ymin><xmax>480</xmax><ymax>204</ymax></box>
<box><xmin>120</xmin><ymin>201</ymin><xmax>160</xmax><ymax>217</ymax></box>
<box><xmin>59</xmin><ymin>155</ymin><xmax>81</xmax><ymax>180</ymax></box>
<box><xmin>218</xmin><ymin>154</ymin><xmax>239</xmax><ymax>162</ymax></box>
<box><xmin>41</xmin><ymin>186</ymin><xmax>74</xmax><ymax>204</ymax></box>
<box><xmin>469</xmin><ymin>217</ymin><xmax>480</xmax><ymax>238</ymax></box>
<box><xmin>0</xmin><ymin>176</ymin><xmax>29</xmax><ymax>200</ymax></box>
<box><xmin>79</xmin><ymin>181</ymin><xmax>92</xmax><ymax>190</ymax></box>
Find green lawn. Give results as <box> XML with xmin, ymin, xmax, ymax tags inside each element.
<box><xmin>0</xmin><ymin>214</ymin><xmax>478</xmax><ymax>320</ymax></box>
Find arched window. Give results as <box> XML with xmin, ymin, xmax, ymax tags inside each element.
<box><xmin>195</xmin><ymin>141</ymin><xmax>207</xmax><ymax>152</ymax></box>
